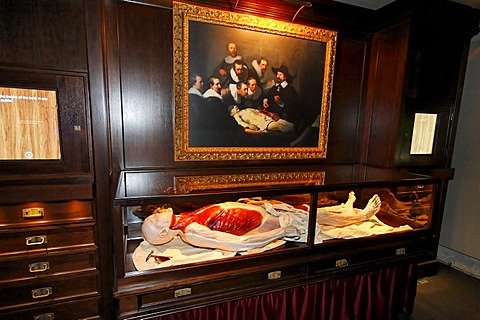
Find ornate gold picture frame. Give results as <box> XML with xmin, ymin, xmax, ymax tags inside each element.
<box><xmin>174</xmin><ymin>171</ymin><xmax>325</xmax><ymax>194</ymax></box>
<box><xmin>173</xmin><ymin>2</ymin><xmax>337</xmax><ymax>161</ymax></box>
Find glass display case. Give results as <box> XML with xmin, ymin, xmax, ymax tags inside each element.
<box><xmin>112</xmin><ymin>164</ymin><xmax>438</xmax><ymax>318</ymax></box>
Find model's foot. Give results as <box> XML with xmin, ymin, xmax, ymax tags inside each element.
<box><xmin>363</xmin><ymin>194</ymin><xmax>381</xmax><ymax>219</ymax></box>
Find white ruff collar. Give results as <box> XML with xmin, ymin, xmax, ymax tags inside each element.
<box><xmin>203</xmin><ymin>88</ymin><xmax>222</xmax><ymax>100</ymax></box>
<box><xmin>188</xmin><ymin>87</ymin><xmax>202</xmax><ymax>97</ymax></box>
<box><xmin>251</xmin><ymin>59</ymin><xmax>264</xmax><ymax>79</ymax></box>
<box><xmin>224</xmin><ymin>55</ymin><xmax>242</xmax><ymax>64</ymax></box>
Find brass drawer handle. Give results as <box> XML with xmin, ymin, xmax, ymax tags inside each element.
<box><xmin>26</xmin><ymin>235</ymin><xmax>47</xmax><ymax>246</ymax></box>
<box><xmin>32</xmin><ymin>287</ymin><xmax>52</xmax><ymax>299</ymax></box>
<box><xmin>22</xmin><ymin>207</ymin><xmax>45</xmax><ymax>218</ymax></box>
<box><xmin>34</xmin><ymin>313</ymin><xmax>54</xmax><ymax>320</ymax></box>
<box><xmin>29</xmin><ymin>261</ymin><xmax>50</xmax><ymax>273</ymax></box>
<box><xmin>268</xmin><ymin>270</ymin><xmax>282</xmax><ymax>280</ymax></box>
<box><xmin>335</xmin><ymin>259</ymin><xmax>349</xmax><ymax>268</ymax></box>
<box><xmin>174</xmin><ymin>287</ymin><xmax>191</xmax><ymax>298</ymax></box>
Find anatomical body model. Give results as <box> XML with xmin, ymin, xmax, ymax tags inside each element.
<box><xmin>141</xmin><ymin>192</ymin><xmax>381</xmax><ymax>252</ymax></box>
<box><xmin>142</xmin><ymin>201</ymin><xmax>300</xmax><ymax>252</ymax></box>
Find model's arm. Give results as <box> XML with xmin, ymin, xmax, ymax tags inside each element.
<box><xmin>180</xmin><ymin>223</ymin><xmax>300</xmax><ymax>252</ymax></box>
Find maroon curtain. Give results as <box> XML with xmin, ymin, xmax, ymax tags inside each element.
<box><xmin>151</xmin><ymin>263</ymin><xmax>417</xmax><ymax>320</ymax></box>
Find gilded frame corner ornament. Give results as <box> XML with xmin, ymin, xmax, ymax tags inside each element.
<box><xmin>173</xmin><ymin>1</ymin><xmax>337</xmax><ymax>161</ymax></box>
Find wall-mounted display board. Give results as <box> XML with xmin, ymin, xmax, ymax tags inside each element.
<box><xmin>0</xmin><ymin>86</ymin><xmax>61</xmax><ymax>160</ymax></box>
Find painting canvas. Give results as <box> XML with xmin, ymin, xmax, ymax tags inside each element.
<box><xmin>173</xmin><ymin>2</ymin><xmax>337</xmax><ymax>161</ymax></box>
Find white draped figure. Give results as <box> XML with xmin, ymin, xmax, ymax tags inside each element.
<box><xmin>141</xmin><ymin>192</ymin><xmax>381</xmax><ymax>252</ymax></box>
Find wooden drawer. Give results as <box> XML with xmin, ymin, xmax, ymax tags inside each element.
<box><xmin>308</xmin><ymin>239</ymin><xmax>429</xmax><ymax>276</ymax></box>
<box><xmin>0</xmin><ymin>297</ymin><xmax>100</xmax><ymax>320</ymax></box>
<box><xmin>0</xmin><ymin>273</ymin><xmax>99</xmax><ymax>311</ymax></box>
<box><xmin>0</xmin><ymin>224</ymin><xmax>96</xmax><ymax>258</ymax></box>
<box><xmin>137</xmin><ymin>264</ymin><xmax>305</xmax><ymax>311</ymax></box>
<box><xmin>0</xmin><ymin>250</ymin><xmax>97</xmax><ymax>284</ymax></box>
<box><xmin>0</xmin><ymin>201</ymin><xmax>94</xmax><ymax>229</ymax></box>
<box><xmin>0</xmin><ymin>182</ymin><xmax>93</xmax><ymax>204</ymax></box>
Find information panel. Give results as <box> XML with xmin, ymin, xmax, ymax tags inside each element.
<box><xmin>0</xmin><ymin>87</ymin><xmax>61</xmax><ymax>160</ymax></box>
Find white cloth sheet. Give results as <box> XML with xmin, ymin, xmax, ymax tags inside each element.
<box><xmin>132</xmin><ymin>237</ymin><xmax>236</xmax><ymax>271</ymax></box>
<box><xmin>316</xmin><ymin>216</ymin><xmax>412</xmax><ymax>243</ymax></box>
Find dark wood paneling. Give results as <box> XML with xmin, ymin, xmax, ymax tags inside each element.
<box><xmin>115</xmin><ymin>0</ymin><xmax>375</xmax><ymax>168</ymax></box>
<box><xmin>185</xmin><ymin>0</ymin><xmax>376</xmax><ymax>33</ymax></box>
<box><xmin>405</xmin><ymin>9</ymin><xmax>473</xmax><ymax>104</ymax></box>
<box><xmin>0</xmin><ymin>1</ymin><xmax>103</xmax><ymax>318</ymax></box>
<box><xmin>364</xmin><ymin>20</ymin><xmax>410</xmax><ymax>167</ymax></box>
<box><xmin>84</xmin><ymin>0</ymin><xmax>114</xmax><ymax>318</ymax></box>
<box><xmin>406</xmin><ymin>34</ymin><xmax>466</xmax><ymax>103</ymax></box>
<box><xmin>118</xmin><ymin>2</ymin><xmax>174</xmax><ymax>168</ymax></box>
<box><xmin>105</xmin><ymin>1</ymin><xmax>479</xmax><ymax>319</ymax></box>
<box><xmin>394</xmin><ymin>3</ymin><xmax>479</xmax><ymax>168</ymax></box>
<box><xmin>327</xmin><ymin>37</ymin><xmax>367</xmax><ymax>162</ymax></box>
<box><xmin>0</xmin><ymin>0</ymin><xmax>87</xmax><ymax>71</ymax></box>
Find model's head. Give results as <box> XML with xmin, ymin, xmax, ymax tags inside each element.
<box><xmin>141</xmin><ymin>208</ymin><xmax>180</xmax><ymax>245</ymax></box>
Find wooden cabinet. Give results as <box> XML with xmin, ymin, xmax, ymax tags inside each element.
<box><xmin>0</xmin><ymin>0</ymin><xmax>106</xmax><ymax>318</ymax></box>
<box><xmin>1</xmin><ymin>0</ymin><xmax>476</xmax><ymax>319</ymax></box>
<box><xmin>112</xmin><ymin>165</ymin><xmax>439</xmax><ymax>319</ymax></box>
<box><xmin>364</xmin><ymin>1</ymin><xmax>479</xmax><ymax>168</ymax></box>
<box><xmin>0</xmin><ymin>184</ymin><xmax>101</xmax><ymax>319</ymax></box>
<box><xmin>103</xmin><ymin>1</ymin><xmax>479</xmax><ymax>318</ymax></box>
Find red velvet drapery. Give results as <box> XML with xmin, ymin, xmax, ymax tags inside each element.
<box><xmin>151</xmin><ymin>263</ymin><xmax>417</xmax><ymax>320</ymax></box>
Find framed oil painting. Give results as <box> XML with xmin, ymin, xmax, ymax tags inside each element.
<box><xmin>173</xmin><ymin>2</ymin><xmax>337</xmax><ymax>161</ymax></box>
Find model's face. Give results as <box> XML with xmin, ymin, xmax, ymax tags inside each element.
<box><xmin>234</xmin><ymin>63</ymin><xmax>244</xmax><ymax>76</ymax></box>
<box><xmin>247</xmin><ymin>79</ymin><xmax>257</xmax><ymax>92</ymax></box>
<box><xmin>142</xmin><ymin>209</ymin><xmax>179</xmax><ymax>246</ymax></box>
<box><xmin>228</xmin><ymin>43</ymin><xmax>237</xmax><ymax>57</ymax></box>
<box><xmin>212</xmin><ymin>78</ymin><xmax>221</xmax><ymax>93</ymax></box>
<box><xmin>259</xmin><ymin>59</ymin><xmax>268</xmax><ymax>73</ymax></box>
<box><xmin>194</xmin><ymin>76</ymin><xmax>203</xmax><ymax>90</ymax></box>
<box><xmin>276</xmin><ymin>71</ymin><xmax>286</xmax><ymax>83</ymax></box>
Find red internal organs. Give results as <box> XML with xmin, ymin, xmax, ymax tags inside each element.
<box><xmin>172</xmin><ymin>205</ymin><xmax>263</xmax><ymax>236</ymax></box>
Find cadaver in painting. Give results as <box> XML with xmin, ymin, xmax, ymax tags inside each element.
<box><xmin>186</xmin><ymin>20</ymin><xmax>327</xmax><ymax>148</ymax></box>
